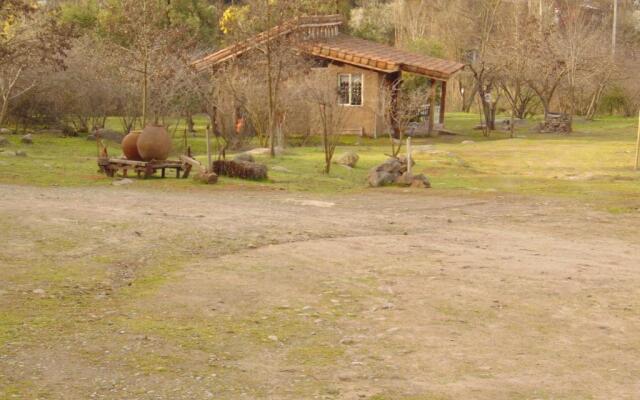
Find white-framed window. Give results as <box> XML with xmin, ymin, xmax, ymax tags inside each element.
<box><xmin>338</xmin><ymin>74</ymin><xmax>363</xmax><ymax>106</ymax></box>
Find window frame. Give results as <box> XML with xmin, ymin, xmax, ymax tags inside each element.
<box><xmin>337</xmin><ymin>73</ymin><xmax>364</xmax><ymax>107</ymax></box>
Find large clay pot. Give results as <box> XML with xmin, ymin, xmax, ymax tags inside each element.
<box><xmin>122</xmin><ymin>131</ymin><xmax>143</xmax><ymax>161</ymax></box>
<box><xmin>137</xmin><ymin>125</ymin><xmax>171</xmax><ymax>161</ymax></box>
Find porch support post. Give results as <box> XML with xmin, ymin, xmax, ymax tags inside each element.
<box><xmin>428</xmin><ymin>79</ymin><xmax>436</xmax><ymax>136</ymax></box>
<box><xmin>439</xmin><ymin>81</ymin><xmax>447</xmax><ymax>126</ymax></box>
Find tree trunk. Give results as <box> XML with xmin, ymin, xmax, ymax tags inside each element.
<box><xmin>0</xmin><ymin>97</ymin><xmax>9</xmax><ymax>128</ymax></box>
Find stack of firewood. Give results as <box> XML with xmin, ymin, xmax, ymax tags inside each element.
<box><xmin>213</xmin><ymin>160</ymin><xmax>268</xmax><ymax>180</ymax></box>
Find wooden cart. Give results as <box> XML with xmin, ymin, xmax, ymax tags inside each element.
<box><xmin>98</xmin><ymin>157</ymin><xmax>193</xmax><ymax>179</ymax></box>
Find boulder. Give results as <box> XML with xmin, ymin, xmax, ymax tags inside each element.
<box><xmin>394</xmin><ymin>172</ymin><xmax>415</xmax><ymax>187</ymax></box>
<box><xmin>0</xmin><ymin>128</ymin><xmax>10</xmax><ymax>135</ymax></box>
<box><xmin>410</xmin><ymin>174</ymin><xmax>431</xmax><ymax>188</ymax></box>
<box><xmin>376</xmin><ymin>158</ymin><xmax>404</xmax><ymax>175</ymax></box>
<box><xmin>0</xmin><ymin>136</ymin><xmax>8</xmax><ymax>146</ymax></box>
<box><xmin>369</xmin><ymin>156</ymin><xmax>429</xmax><ymax>188</ymax></box>
<box><xmin>336</xmin><ymin>151</ymin><xmax>359</xmax><ymax>168</ymax></box>
<box><xmin>15</xmin><ymin>150</ymin><xmax>27</xmax><ymax>157</ymax></box>
<box><xmin>21</xmin><ymin>134</ymin><xmax>33</xmax><ymax>144</ymax></box>
<box><xmin>93</xmin><ymin>129</ymin><xmax>124</xmax><ymax>143</ymax></box>
<box><xmin>368</xmin><ymin>170</ymin><xmax>396</xmax><ymax>187</ymax></box>
<box><xmin>194</xmin><ymin>171</ymin><xmax>219</xmax><ymax>185</ymax></box>
<box><xmin>234</xmin><ymin>152</ymin><xmax>255</xmax><ymax>163</ymax></box>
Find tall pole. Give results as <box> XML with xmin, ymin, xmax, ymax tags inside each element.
<box><xmin>612</xmin><ymin>0</ymin><xmax>618</xmax><ymax>57</ymax></box>
<box><xmin>635</xmin><ymin>110</ymin><xmax>640</xmax><ymax>171</ymax></box>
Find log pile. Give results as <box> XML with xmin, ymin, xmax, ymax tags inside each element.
<box><xmin>540</xmin><ymin>113</ymin><xmax>572</xmax><ymax>134</ymax></box>
<box><xmin>212</xmin><ymin>160</ymin><xmax>268</xmax><ymax>180</ymax></box>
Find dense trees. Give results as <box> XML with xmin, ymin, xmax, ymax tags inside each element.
<box><xmin>1</xmin><ymin>0</ymin><xmax>640</xmax><ymax>136</ymax></box>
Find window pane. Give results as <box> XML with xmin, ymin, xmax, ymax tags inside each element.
<box><xmin>351</xmin><ymin>74</ymin><xmax>362</xmax><ymax>106</ymax></box>
<box><xmin>338</xmin><ymin>75</ymin><xmax>350</xmax><ymax>105</ymax></box>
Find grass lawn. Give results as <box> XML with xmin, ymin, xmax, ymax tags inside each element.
<box><xmin>0</xmin><ymin>112</ymin><xmax>638</xmax><ymax>212</ymax></box>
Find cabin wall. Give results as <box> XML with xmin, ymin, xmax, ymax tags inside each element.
<box><xmin>326</xmin><ymin>63</ymin><xmax>385</xmax><ymax>137</ymax></box>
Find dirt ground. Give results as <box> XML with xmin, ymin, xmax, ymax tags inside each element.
<box><xmin>1</xmin><ymin>184</ymin><xmax>640</xmax><ymax>399</ymax></box>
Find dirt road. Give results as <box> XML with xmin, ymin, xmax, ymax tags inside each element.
<box><xmin>1</xmin><ymin>184</ymin><xmax>639</xmax><ymax>399</ymax></box>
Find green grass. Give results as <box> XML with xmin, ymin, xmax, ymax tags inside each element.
<box><xmin>1</xmin><ymin>113</ymin><xmax>639</xmax><ymax>211</ymax></box>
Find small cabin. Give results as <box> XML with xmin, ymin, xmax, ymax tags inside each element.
<box><xmin>193</xmin><ymin>15</ymin><xmax>464</xmax><ymax>138</ymax></box>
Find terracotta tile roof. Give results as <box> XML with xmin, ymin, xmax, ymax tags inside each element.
<box><xmin>192</xmin><ymin>15</ymin><xmax>464</xmax><ymax>81</ymax></box>
<box><xmin>305</xmin><ymin>35</ymin><xmax>464</xmax><ymax>80</ymax></box>
<box><xmin>192</xmin><ymin>15</ymin><xmax>343</xmax><ymax>72</ymax></box>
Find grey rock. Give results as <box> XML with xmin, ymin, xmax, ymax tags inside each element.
<box><xmin>0</xmin><ymin>150</ymin><xmax>16</xmax><ymax>157</ymax></box>
<box><xmin>272</xmin><ymin>166</ymin><xmax>291</xmax><ymax>173</ymax></box>
<box><xmin>0</xmin><ymin>128</ymin><xmax>10</xmax><ymax>135</ymax></box>
<box><xmin>336</xmin><ymin>151</ymin><xmax>359</xmax><ymax>168</ymax></box>
<box><xmin>21</xmin><ymin>134</ymin><xmax>33</xmax><ymax>144</ymax></box>
<box><xmin>0</xmin><ymin>136</ymin><xmax>8</xmax><ymax>146</ymax></box>
<box><xmin>112</xmin><ymin>178</ymin><xmax>134</xmax><ymax>186</ymax></box>
<box><xmin>234</xmin><ymin>152</ymin><xmax>255</xmax><ymax>163</ymax></box>
<box><xmin>410</xmin><ymin>174</ymin><xmax>431</xmax><ymax>188</ymax></box>
<box><xmin>395</xmin><ymin>172</ymin><xmax>415</xmax><ymax>187</ymax></box>
<box><xmin>367</xmin><ymin>170</ymin><xmax>395</xmax><ymax>187</ymax></box>
<box><xmin>461</xmin><ymin>140</ymin><xmax>475</xmax><ymax>145</ymax></box>
<box><xmin>93</xmin><ymin>129</ymin><xmax>124</xmax><ymax>144</ymax></box>
<box><xmin>15</xmin><ymin>150</ymin><xmax>27</xmax><ymax>157</ymax></box>
<box><xmin>247</xmin><ymin>147</ymin><xmax>283</xmax><ymax>156</ymax></box>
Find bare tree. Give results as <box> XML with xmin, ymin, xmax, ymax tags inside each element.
<box><xmin>0</xmin><ymin>1</ymin><xmax>71</xmax><ymax>127</ymax></box>
<box><xmin>304</xmin><ymin>71</ymin><xmax>348</xmax><ymax>174</ymax></box>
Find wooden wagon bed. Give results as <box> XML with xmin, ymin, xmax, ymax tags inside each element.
<box><xmin>98</xmin><ymin>157</ymin><xmax>193</xmax><ymax>179</ymax></box>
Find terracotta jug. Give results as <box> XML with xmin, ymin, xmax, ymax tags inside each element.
<box><xmin>137</xmin><ymin>125</ymin><xmax>171</xmax><ymax>161</ymax></box>
<box><xmin>122</xmin><ymin>130</ymin><xmax>143</xmax><ymax>161</ymax></box>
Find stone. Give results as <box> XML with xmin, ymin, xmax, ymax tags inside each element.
<box><xmin>86</xmin><ymin>134</ymin><xmax>96</xmax><ymax>141</ymax></box>
<box><xmin>0</xmin><ymin>150</ymin><xmax>16</xmax><ymax>157</ymax></box>
<box><xmin>33</xmin><ymin>288</ymin><xmax>45</xmax><ymax>295</ymax></box>
<box><xmin>377</xmin><ymin>157</ymin><xmax>404</xmax><ymax>175</ymax></box>
<box><xmin>0</xmin><ymin>136</ymin><xmax>8</xmax><ymax>146</ymax></box>
<box><xmin>93</xmin><ymin>128</ymin><xmax>124</xmax><ymax>143</ymax></box>
<box><xmin>234</xmin><ymin>152</ymin><xmax>255</xmax><ymax>163</ymax></box>
<box><xmin>112</xmin><ymin>178</ymin><xmax>134</xmax><ymax>186</ymax></box>
<box><xmin>367</xmin><ymin>170</ymin><xmax>395</xmax><ymax>187</ymax></box>
<box><xmin>462</xmin><ymin>140</ymin><xmax>475</xmax><ymax>145</ymax></box>
<box><xmin>394</xmin><ymin>172</ymin><xmax>415</xmax><ymax>187</ymax></box>
<box><xmin>268</xmin><ymin>335</ymin><xmax>279</xmax><ymax>342</ymax></box>
<box><xmin>246</xmin><ymin>147</ymin><xmax>283</xmax><ymax>156</ymax></box>
<box><xmin>336</xmin><ymin>151</ymin><xmax>359</xmax><ymax>168</ymax></box>
<box><xmin>21</xmin><ymin>134</ymin><xmax>33</xmax><ymax>144</ymax></box>
<box><xmin>0</xmin><ymin>128</ymin><xmax>10</xmax><ymax>135</ymax></box>
<box><xmin>194</xmin><ymin>171</ymin><xmax>218</xmax><ymax>185</ymax></box>
<box><xmin>15</xmin><ymin>150</ymin><xmax>27</xmax><ymax>157</ymax></box>
<box><xmin>272</xmin><ymin>166</ymin><xmax>291</xmax><ymax>173</ymax></box>
<box><xmin>410</xmin><ymin>174</ymin><xmax>431</xmax><ymax>188</ymax></box>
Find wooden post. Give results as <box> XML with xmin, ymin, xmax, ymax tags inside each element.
<box><xmin>635</xmin><ymin>110</ymin><xmax>640</xmax><ymax>171</ymax></box>
<box><xmin>428</xmin><ymin>79</ymin><xmax>436</xmax><ymax>136</ymax></box>
<box><xmin>439</xmin><ymin>81</ymin><xmax>447</xmax><ymax>126</ymax></box>
<box><xmin>407</xmin><ymin>136</ymin><xmax>412</xmax><ymax>175</ymax></box>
